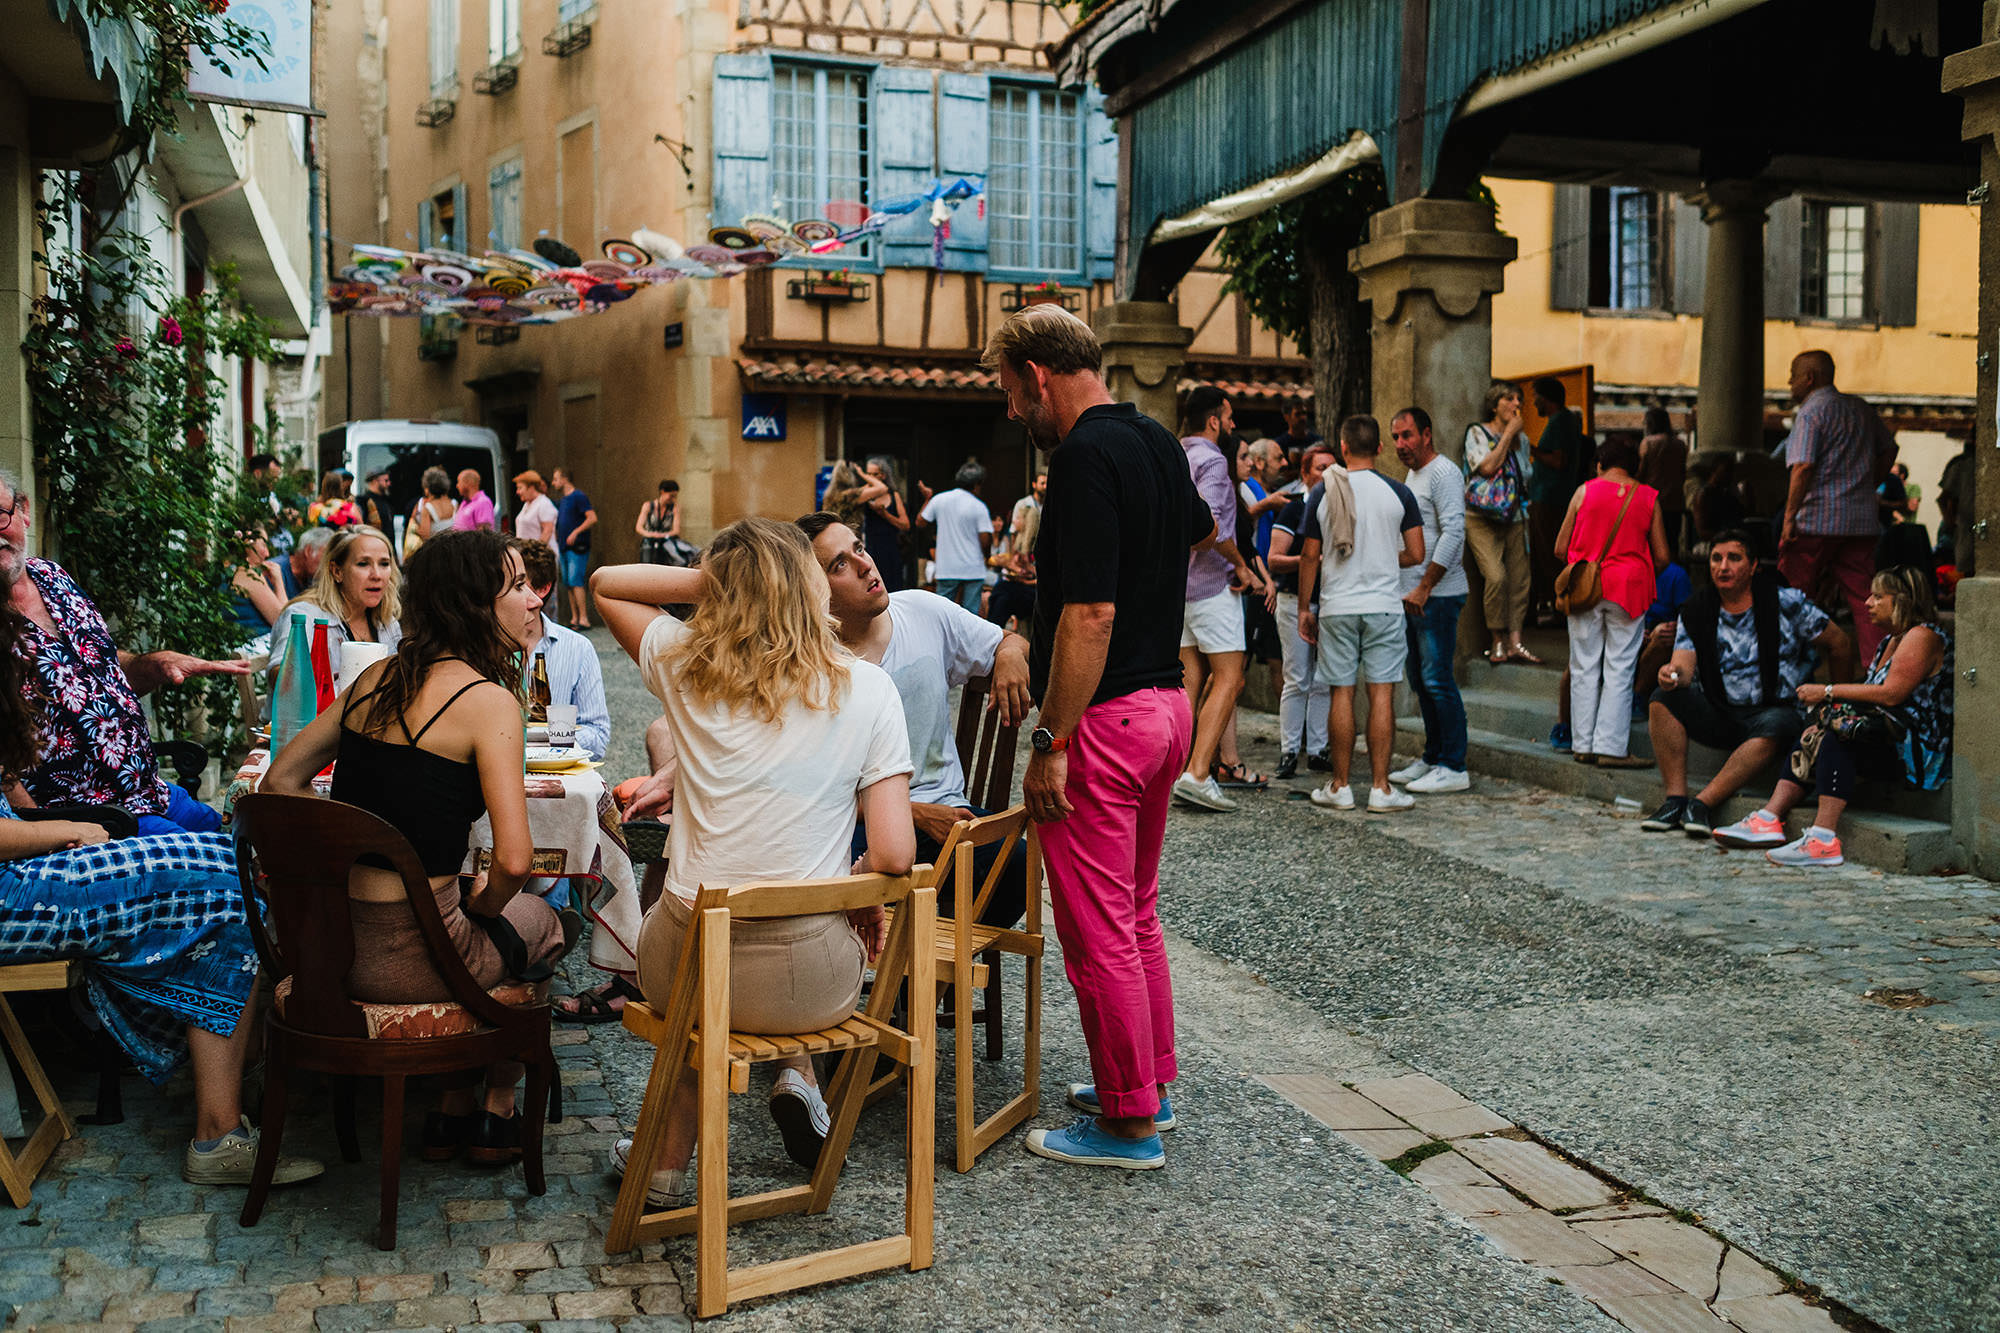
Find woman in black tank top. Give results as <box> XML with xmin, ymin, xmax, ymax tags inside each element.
<box><xmin>265</xmin><ymin>528</ymin><xmax>572</xmax><ymax>1165</ymax></box>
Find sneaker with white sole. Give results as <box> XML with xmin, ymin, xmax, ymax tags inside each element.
<box><xmin>1713</xmin><ymin>810</ymin><xmax>1787</xmax><ymax>849</ymax></box>
<box><xmin>1066</xmin><ymin>1083</ymin><xmax>1176</xmax><ymax>1131</ymax></box>
<box><xmin>1308</xmin><ymin>782</ymin><xmax>1354</xmax><ymax>810</ymax></box>
<box><xmin>1406</xmin><ymin>766</ymin><xmax>1469</xmax><ymax>794</ymax></box>
<box><xmin>1367</xmin><ymin>785</ymin><xmax>1415</xmax><ymax>812</ymax></box>
<box><xmin>610</xmin><ymin>1138</ymin><xmax>696</xmax><ymax>1208</ymax></box>
<box><xmin>1767</xmin><ymin>830</ymin><xmax>1844</xmax><ymax>867</ymax></box>
<box><xmin>1388</xmin><ymin>759</ymin><xmax>1432</xmax><ymax>786</ymax></box>
<box><xmin>1172</xmin><ymin>772</ymin><xmax>1237</xmax><ymax>812</ymax></box>
<box><xmin>1025</xmin><ymin>1116</ymin><xmax>1164</xmax><ymax>1170</ymax></box>
<box><xmin>769</xmin><ymin>1067</ymin><xmax>831</xmax><ymax>1169</ymax></box>
<box><xmin>182</xmin><ymin>1118</ymin><xmax>324</xmax><ymax>1187</ymax></box>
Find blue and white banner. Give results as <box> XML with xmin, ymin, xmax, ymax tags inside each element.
<box><xmin>189</xmin><ymin>0</ymin><xmax>316</xmax><ymax>116</ymax></box>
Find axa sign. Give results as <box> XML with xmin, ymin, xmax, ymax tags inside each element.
<box><xmin>741</xmin><ymin>394</ymin><xmax>787</xmax><ymax>441</ymax></box>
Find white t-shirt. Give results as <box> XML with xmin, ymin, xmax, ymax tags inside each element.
<box><xmin>877</xmin><ymin>591</ymin><xmax>1002</xmax><ymax>807</ymax></box>
<box><xmin>640</xmin><ymin>614</ymin><xmax>913</xmax><ymax>902</ymax></box>
<box><xmin>920</xmin><ymin>488</ymin><xmax>992</xmax><ymax>580</ymax></box>
<box><xmin>1301</xmin><ymin>467</ymin><xmax>1423</xmax><ymax>617</ymax></box>
<box><xmin>514</xmin><ymin>493</ymin><xmax>557</xmax><ymax>540</ymax></box>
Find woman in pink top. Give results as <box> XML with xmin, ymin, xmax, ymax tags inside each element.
<box><xmin>1554</xmin><ymin>434</ymin><xmax>1671</xmax><ymax>766</ymax></box>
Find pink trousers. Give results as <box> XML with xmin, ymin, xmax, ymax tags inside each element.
<box><xmin>1036</xmin><ymin>687</ymin><xmax>1192</xmax><ymax>1120</ymax></box>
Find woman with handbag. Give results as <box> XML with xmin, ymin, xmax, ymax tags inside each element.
<box><xmin>1712</xmin><ymin>566</ymin><xmax>1951</xmax><ymax>867</ymax></box>
<box><xmin>1552</xmin><ymin>435</ymin><xmax>1669</xmax><ymax>767</ymax></box>
<box><xmin>1463</xmin><ymin>381</ymin><xmax>1538</xmax><ymax>665</ymax></box>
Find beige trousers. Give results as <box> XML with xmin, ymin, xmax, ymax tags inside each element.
<box><xmin>1465</xmin><ymin>513</ymin><xmax>1530</xmax><ymax>637</ymax></box>
<box><xmin>637</xmin><ymin>892</ymin><xmax>866</xmax><ymax>1034</ymax></box>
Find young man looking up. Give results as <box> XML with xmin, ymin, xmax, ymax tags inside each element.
<box><xmin>1174</xmin><ymin>386</ymin><xmax>1260</xmax><ymax>813</ymax></box>
<box><xmin>1297</xmin><ymin>416</ymin><xmax>1425</xmax><ymax>813</ymax></box>
<box><xmin>799</xmin><ymin>512</ymin><xmax>1034</xmax><ymax>930</ymax></box>
<box><xmin>1388</xmin><ymin>407</ymin><xmax>1471</xmax><ymax>794</ymax></box>
<box><xmin>989</xmin><ymin>305</ymin><xmax>1211</xmax><ymax>1171</ymax></box>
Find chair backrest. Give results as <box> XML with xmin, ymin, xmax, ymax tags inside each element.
<box><xmin>930</xmin><ymin>806</ymin><xmax>1027</xmax><ymax>924</ymax></box>
<box><xmin>232</xmin><ymin>792</ymin><xmax>527</xmax><ymax>1038</ymax></box>
<box><xmin>953</xmin><ymin>673</ymin><xmax>1021</xmax><ymax>811</ymax></box>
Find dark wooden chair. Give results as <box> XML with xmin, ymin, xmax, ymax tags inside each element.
<box><xmin>952</xmin><ymin>673</ymin><xmax>1022</xmax><ymax>1061</ymax></box>
<box><xmin>154</xmin><ymin>739</ymin><xmax>208</xmax><ymax>798</ymax></box>
<box><xmin>231</xmin><ymin>793</ymin><xmax>560</xmax><ymax>1249</ymax></box>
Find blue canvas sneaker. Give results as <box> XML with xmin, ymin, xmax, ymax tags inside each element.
<box><xmin>1025</xmin><ymin>1116</ymin><xmax>1164</xmax><ymax>1170</ymax></box>
<box><xmin>1066</xmin><ymin>1083</ymin><xmax>1176</xmax><ymax>1130</ymax></box>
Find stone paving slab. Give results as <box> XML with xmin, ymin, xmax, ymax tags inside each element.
<box><xmin>1710</xmin><ymin>1293</ymin><xmax>1842</xmax><ymax>1331</ymax></box>
<box><xmin>1252</xmin><ymin>1075</ymin><xmax>1406</xmax><ymax>1130</ymax></box>
<box><xmin>1596</xmin><ymin>1291</ymin><xmax>1732</xmax><ymax>1331</ymax></box>
<box><xmin>1572</xmin><ymin>1218</ymin><xmax>1726</xmax><ymax>1299</ymax></box>
<box><xmin>1545</xmin><ymin>1260</ymin><xmax>1682</xmax><ymax>1301</ymax></box>
<box><xmin>1467</xmin><ymin>1211</ymin><xmax>1622</xmax><ymax>1268</ymax></box>
<box><xmin>1455</xmin><ymin>1138</ymin><xmax>1619</xmax><ymax>1211</ymax></box>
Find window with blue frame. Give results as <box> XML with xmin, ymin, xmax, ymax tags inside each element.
<box><xmin>773</xmin><ymin>62</ymin><xmax>870</xmax><ymax>258</ymax></box>
<box><xmin>989</xmin><ymin>85</ymin><xmax>1082</xmax><ymax>276</ymax></box>
<box><xmin>488</xmin><ymin>158</ymin><xmax>523</xmax><ymax>252</ymax></box>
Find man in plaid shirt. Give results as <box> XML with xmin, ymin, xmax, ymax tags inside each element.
<box><xmin>1778</xmin><ymin>350</ymin><xmax>1899</xmax><ymax>661</ymax></box>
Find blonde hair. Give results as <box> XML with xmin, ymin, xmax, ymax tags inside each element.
<box><xmin>1870</xmin><ymin>566</ymin><xmax>1934</xmax><ymax>636</ymax></box>
<box><xmin>981</xmin><ymin>304</ymin><xmax>1102</xmax><ymax>376</ymax></box>
<box><xmin>821</xmin><ymin>460</ymin><xmax>872</xmax><ymax>532</ymax></box>
<box><xmin>294</xmin><ymin>525</ymin><xmax>403</xmax><ymax>629</ymax></box>
<box><xmin>659</xmin><ymin>518</ymin><xmax>849</xmax><ymax>722</ymax></box>
<box><xmin>1482</xmin><ymin>381</ymin><xmax>1520</xmax><ymax>421</ymax></box>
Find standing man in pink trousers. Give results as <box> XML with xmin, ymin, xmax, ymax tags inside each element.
<box><xmin>985</xmin><ymin>305</ymin><xmax>1214</xmax><ymax>1171</ymax></box>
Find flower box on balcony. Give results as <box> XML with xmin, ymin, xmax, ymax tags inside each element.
<box><xmin>473</xmin><ymin>62</ymin><xmax>519</xmax><ymax>95</ymax></box>
<box><xmin>1000</xmin><ymin>283</ymin><xmax>1079</xmax><ymax>313</ymax></box>
<box><xmin>785</xmin><ymin>274</ymin><xmax>871</xmax><ymax>303</ymax></box>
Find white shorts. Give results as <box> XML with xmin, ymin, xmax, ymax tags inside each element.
<box><xmin>1180</xmin><ymin>588</ymin><xmax>1246</xmax><ymax>655</ymax></box>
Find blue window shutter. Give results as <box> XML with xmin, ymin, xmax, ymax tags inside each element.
<box><xmin>937</xmin><ymin>72</ymin><xmax>988</xmax><ymax>273</ymax></box>
<box><xmin>713</xmin><ymin>51</ymin><xmax>774</xmax><ymax>229</ymax></box>
<box><xmin>450</xmin><ymin>183</ymin><xmax>467</xmax><ymax>252</ymax></box>
<box><xmin>872</xmin><ymin>66</ymin><xmax>936</xmax><ymax>269</ymax></box>
<box><xmin>1086</xmin><ymin>89</ymin><xmax>1117</xmax><ymax>281</ymax></box>
<box><xmin>418</xmin><ymin>198</ymin><xmax>435</xmax><ymax>250</ymax></box>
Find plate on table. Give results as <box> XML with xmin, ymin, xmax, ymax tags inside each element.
<box><xmin>525</xmin><ymin>745</ymin><xmax>593</xmax><ymax>772</ymax></box>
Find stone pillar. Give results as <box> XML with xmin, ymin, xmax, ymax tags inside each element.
<box><xmin>1688</xmin><ymin>182</ymin><xmax>1776</xmax><ymax>457</ymax></box>
<box><xmin>0</xmin><ymin>146</ymin><xmax>34</xmax><ymax>526</ymax></box>
<box><xmin>1350</xmin><ymin>198</ymin><xmax>1517</xmax><ymax>467</ymax></box>
<box><xmin>1942</xmin><ymin>17</ymin><xmax>2000</xmax><ymax>874</ymax></box>
<box><xmin>1351</xmin><ymin>199</ymin><xmax>1516</xmax><ymax>666</ymax></box>
<box><xmin>1093</xmin><ymin>301</ymin><xmax>1193</xmax><ymax>433</ymax></box>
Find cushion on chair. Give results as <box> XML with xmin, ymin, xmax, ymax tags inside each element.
<box><xmin>273</xmin><ymin>976</ymin><xmax>548</xmax><ymax>1040</ymax></box>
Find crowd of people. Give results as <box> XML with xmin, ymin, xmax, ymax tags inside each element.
<box><xmin>0</xmin><ymin>302</ymin><xmax>1965</xmax><ymax>1237</ymax></box>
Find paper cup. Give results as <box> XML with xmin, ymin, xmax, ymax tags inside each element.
<box><xmin>335</xmin><ymin>641</ymin><xmax>392</xmax><ymax>694</ymax></box>
<box><xmin>546</xmin><ymin>703</ymin><xmax>579</xmax><ymax>750</ymax></box>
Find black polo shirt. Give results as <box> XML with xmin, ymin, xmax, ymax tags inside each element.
<box><xmin>1029</xmin><ymin>403</ymin><xmax>1213</xmax><ymax>705</ymax></box>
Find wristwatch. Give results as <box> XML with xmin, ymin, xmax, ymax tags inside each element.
<box><xmin>1030</xmin><ymin>727</ymin><xmax>1069</xmax><ymax>754</ymax></box>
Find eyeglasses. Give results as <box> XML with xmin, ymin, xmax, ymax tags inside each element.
<box><xmin>0</xmin><ymin>493</ymin><xmax>25</xmax><ymax>525</ymax></box>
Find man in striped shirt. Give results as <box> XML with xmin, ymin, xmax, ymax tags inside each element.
<box><xmin>1778</xmin><ymin>350</ymin><xmax>1899</xmax><ymax>661</ymax></box>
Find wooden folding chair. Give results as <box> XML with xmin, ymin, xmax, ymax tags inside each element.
<box><xmin>0</xmin><ymin>963</ymin><xmax>76</xmax><ymax>1207</ymax></box>
<box><xmin>605</xmin><ymin>869</ymin><xmax>936</xmax><ymax>1319</ymax></box>
<box><xmin>232</xmin><ymin>793</ymin><xmax>560</xmax><ymax>1249</ymax></box>
<box><xmin>952</xmin><ymin>672</ymin><xmax>1022</xmax><ymax>1060</ymax></box>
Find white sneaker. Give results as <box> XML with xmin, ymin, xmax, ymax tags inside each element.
<box><xmin>1367</xmin><ymin>785</ymin><xmax>1416</xmax><ymax>812</ymax></box>
<box><xmin>1308</xmin><ymin>782</ymin><xmax>1354</xmax><ymax>810</ymax></box>
<box><xmin>610</xmin><ymin>1137</ymin><xmax>696</xmax><ymax>1208</ymax></box>
<box><xmin>1388</xmin><ymin>759</ymin><xmax>1432</xmax><ymax>786</ymax></box>
<box><xmin>1172</xmin><ymin>773</ymin><xmax>1238</xmax><ymax>812</ymax></box>
<box><xmin>769</xmin><ymin>1067</ymin><xmax>832</xmax><ymax>1168</ymax></box>
<box><xmin>1406</xmin><ymin>766</ymin><xmax>1470</xmax><ymax>794</ymax></box>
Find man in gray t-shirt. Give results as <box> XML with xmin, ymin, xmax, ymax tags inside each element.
<box><xmin>800</xmin><ymin>513</ymin><xmax>1033</xmax><ymax>927</ymax></box>
<box><xmin>1390</xmin><ymin>407</ymin><xmax>1470</xmax><ymax>793</ymax></box>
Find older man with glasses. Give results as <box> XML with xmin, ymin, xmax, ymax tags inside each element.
<box><xmin>0</xmin><ymin>474</ymin><xmax>249</xmax><ymax>834</ymax></box>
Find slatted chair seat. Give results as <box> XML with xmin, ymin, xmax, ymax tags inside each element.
<box><xmin>605</xmin><ymin>870</ymin><xmax>936</xmax><ymax>1318</ymax></box>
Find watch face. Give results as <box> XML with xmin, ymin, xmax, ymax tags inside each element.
<box><xmin>1031</xmin><ymin>728</ymin><xmax>1052</xmax><ymax>753</ymax></box>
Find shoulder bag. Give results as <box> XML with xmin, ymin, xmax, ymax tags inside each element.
<box><xmin>1554</xmin><ymin>483</ymin><xmax>1638</xmax><ymax>616</ymax></box>
<box><xmin>1464</xmin><ymin>426</ymin><xmax>1524</xmax><ymax>520</ymax></box>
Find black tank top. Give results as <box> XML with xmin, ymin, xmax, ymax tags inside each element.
<box><xmin>330</xmin><ymin>672</ymin><xmax>490</xmax><ymax>875</ymax></box>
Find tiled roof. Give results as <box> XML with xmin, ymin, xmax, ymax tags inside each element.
<box><xmin>737</xmin><ymin>355</ymin><xmax>998</xmax><ymax>395</ymax></box>
<box><xmin>1180</xmin><ymin>364</ymin><xmax>1311</xmax><ymax>405</ymax></box>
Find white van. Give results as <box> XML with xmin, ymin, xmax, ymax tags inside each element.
<box><xmin>316</xmin><ymin>419</ymin><xmax>509</xmax><ymax>548</ymax></box>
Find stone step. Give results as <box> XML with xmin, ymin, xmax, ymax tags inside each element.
<box><xmin>1396</xmin><ymin>717</ymin><xmax>1963</xmax><ymax>876</ymax></box>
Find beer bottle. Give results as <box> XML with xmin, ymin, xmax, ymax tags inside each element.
<box><xmin>529</xmin><ymin>651</ymin><xmax>552</xmax><ymax>723</ymax></box>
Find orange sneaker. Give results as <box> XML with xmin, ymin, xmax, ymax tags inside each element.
<box><xmin>1766</xmin><ymin>831</ymin><xmax>1844</xmax><ymax>867</ymax></box>
<box><xmin>1714</xmin><ymin>811</ymin><xmax>1787</xmax><ymax>849</ymax></box>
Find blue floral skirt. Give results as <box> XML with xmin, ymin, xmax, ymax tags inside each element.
<box><xmin>0</xmin><ymin>832</ymin><xmax>258</xmax><ymax>1083</ymax></box>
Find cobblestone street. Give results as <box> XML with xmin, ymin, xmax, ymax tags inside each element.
<box><xmin>2</xmin><ymin>643</ymin><xmax>1994</xmax><ymax>1331</ymax></box>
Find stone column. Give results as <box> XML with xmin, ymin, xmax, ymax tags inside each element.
<box><xmin>1093</xmin><ymin>301</ymin><xmax>1193</xmax><ymax>433</ymax></box>
<box><xmin>1350</xmin><ymin>198</ymin><xmax>1517</xmax><ymax>468</ymax></box>
<box><xmin>1688</xmin><ymin>182</ymin><xmax>1777</xmax><ymax>457</ymax></box>
<box><xmin>1351</xmin><ymin>199</ymin><xmax>1516</xmax><ymax>666</ymax></box>
<box><xmin>1942</xmin><ymin>17</ymin><xmax>2000</xmax><ymax>874</ymax></box>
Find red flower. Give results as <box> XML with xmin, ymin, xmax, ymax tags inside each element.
<box><xmin>115</xmin><ymin>338</ymin><xmax>138</xmax><ymax>360</ymax></box>
<box><xmin>158</xmin><ymin>316</ymin><xmax>183</xmax><ymax>346</ymax></box>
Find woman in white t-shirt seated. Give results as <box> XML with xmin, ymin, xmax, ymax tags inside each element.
<box><xmin>592</xmin><ymin>518</ymin><xmax>915</xmax><ymax>1205</ymax></box>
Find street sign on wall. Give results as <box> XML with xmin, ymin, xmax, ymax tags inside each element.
<box><xmin>742</xmin><ymin>394</ymin><xmax>787</xmax><ymax>441</ymax></box>
<box><xmin>189</xmin><ymin>0</ymin><xmax>317</xmax><ymax>116</ymax></box>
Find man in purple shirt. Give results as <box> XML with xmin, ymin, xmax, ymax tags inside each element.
<box><xmin>1778</xmin><ymin>350</ymin><xmax>1898</xmax><ymax>661</ymax></box>
<box><xmin>1173</xmin><ymin>386</ymin><xmax>1258</xmax><ymax>813</ymax></box>
<box><xmin>453</xmin><ymin>468</ymin><xmax>498</xmax><ymax>532</ymax></box>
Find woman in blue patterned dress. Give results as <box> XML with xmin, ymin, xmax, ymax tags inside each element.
<box><xmin>0</xmin><ymin>609</ymin><xmax>320</xmax><ymax>1188</ymax></box>
<box><xmin>1714</xmin><ymin>566</ymin><xmax>1951</xmax><ymax>868</ymax></box>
